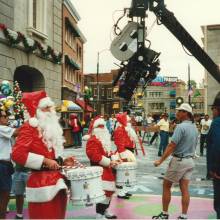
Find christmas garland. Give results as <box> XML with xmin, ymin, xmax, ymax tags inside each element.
<box><xmin>0</xmin><ymin>23</ymin><xmax>62</xmax><ymax>64</ymax></box>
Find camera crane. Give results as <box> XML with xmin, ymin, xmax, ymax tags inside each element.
<box><xmin>110</xmin><ymin>0</ymin><xmax>220</xmax><ymax>101</ymax></box>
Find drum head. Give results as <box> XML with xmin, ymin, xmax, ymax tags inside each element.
<box><xmin>65</xmin><ymin>166</ymin><xmax>103</xmax><ymax>180</ymax></box>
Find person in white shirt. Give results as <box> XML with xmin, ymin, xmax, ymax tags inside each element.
<box><xmin>156</xmin><ymin>113</ymin><xmax>170</xmax><ymax>156</ymax></box>
<box><xmin>146</xmin><ymin>113</ymin><xmax>154</xmax><ymax>125</ymax></box>
<box><xmin>135</xmin><ymin>114</ymin><xmax>143</xmax><ymax>136</ymax></box>
<box><xmin>200</xmin><ymin>114</ymin><xmax>212</xmax><ymax>156</ymax></box>
<box><xmin>0</xmin><ymin>110</ymin><xmax>19</xmax><ymax>219</ymax></box>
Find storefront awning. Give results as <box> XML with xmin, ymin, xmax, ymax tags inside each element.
<box><xmin>65</xmin><ymin>17</ymin><xmax>87</xmax><ymax>43</ymax></box>
<box><xmin>75</xmin><ymin>99</ymin><xmax>95</xmax><ymax>112</ymax></box>
<box><xmin>65</xmin><ymin>55</ymin><xmax>81</xmax><ymax>70</ymax></box>
<box><xmin>60</xmin><ymin>100</ymin><xmax>82</xmax><ymax>112</ymax></box>
<box><xmin>112</xmin><ymin>103</ymin><xmax>119</xmax><ymax>109</ymax></box>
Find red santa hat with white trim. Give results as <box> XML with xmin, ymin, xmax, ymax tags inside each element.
<box><xmin>82</xmin><ymin>115</ymin><xmax>105</xmax><ymax>141</ymax></box>
<box><xmin>116</xmin><ymin>112</ymin><xmax>128</xmax><ymax>127</ymax></box>
<box><xmin>22</xmin><ymin>90</ymin><xmax>55</xmax><ymax>127</ymax></box>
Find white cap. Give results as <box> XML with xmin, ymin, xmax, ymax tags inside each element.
<box><xmin>176</xmin><ymin>103</ymin><xmax>193</xmax><ymax>114</ymax></box>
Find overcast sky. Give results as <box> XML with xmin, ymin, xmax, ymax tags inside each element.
<box><xmin>70</xmin><ymin>0</ymin><xmax>220</xmax><ymax>84</ymax></box>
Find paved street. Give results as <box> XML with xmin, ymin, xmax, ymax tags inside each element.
<box><xmin>7</xmin><ymin>137</ymin><xmax>216</xmax><ymax>219</ymax></box>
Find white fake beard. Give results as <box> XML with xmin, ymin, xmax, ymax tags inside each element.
<box><xmin>92</xmin><ymin>127</ymin><xmax>112</xmax><ymax>153</ymax></box>
<box><xmin>36</xmin><ymin>109</ymin><xmax>64</xmax><ymax>157</ymax></box>
<box><xmin>125</xmin><ymin>123</ymin><xmax>139</xmax><ymax>143</ymax></box>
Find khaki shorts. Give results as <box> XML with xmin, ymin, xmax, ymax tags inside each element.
<box><xmin>164</xmin><ymin>157</ymin><xmax>194</xmax><ymax>183</ymax></box>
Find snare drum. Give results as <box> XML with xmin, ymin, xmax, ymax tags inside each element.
<box><xmin>115</xmin><ymin>162</ymin><xmax>137</xmax><ymax>187</ymax></box>
<box><xmin>64</xmin><ymin>166</ymin><xmax>105</xmax><ymax>206</ymax></box>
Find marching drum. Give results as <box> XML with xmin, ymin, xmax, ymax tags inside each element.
<box><xmin>115</xmin><ymin>162</ymin><xmax>137</xmax><ymax>187</ymax></box>
<box><xmin>64</xmin><ymin>166</ymin><xmax>105</xmax><ymax>206</ymax></box>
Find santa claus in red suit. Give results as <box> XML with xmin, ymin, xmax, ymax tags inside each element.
<box><xmin>12</xmin><ymin>91</ymin><xmax>76</xmax><ymax>219</ymax></box>
<box><xmin>114</xmin><ymin>112</ymin><xmax>138</xmax><ymax>162</ymax></box>
<box><xmin>85</xmin><ymin>116</ymin><xmax>120</xmax><ymax>219</ymax></box>
<box><xmin>113</xmin><ymin>112</ymin><xmax>138</xmax><ymax>199</ymax></box>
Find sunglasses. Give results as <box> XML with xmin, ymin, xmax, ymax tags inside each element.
<box><xmin>0</xmin><ymin>115</ymin><xmax>8</xmax><ymax>119</ymax></box>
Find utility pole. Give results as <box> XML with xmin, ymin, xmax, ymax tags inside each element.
<box><xmin>96</xmin><ymin>49</ymin><xmax>109</xmax><ymax>115</ymax></box>
<box><xmin>96</xmin><ymin>52</ymin><xmax>100</xmax><ymax>114</ymax></box>
<box><xmin>188</xmin><ymin>63</ymin><xmax>191</xmax><ymax>105</ymax></box>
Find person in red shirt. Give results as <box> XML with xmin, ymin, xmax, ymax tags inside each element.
<box><xmin>69</xmin><ymin>113</ymin><xmax>82</xmax><ymax>148</ymax></box>
<box><xmin>12</xmin><ymin>91</ymin><xmax>76</xmax><ymax>219</ymax></box>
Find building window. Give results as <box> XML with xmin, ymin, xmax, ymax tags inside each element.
<box><xmin>144</xmin><ymin>90</ymin><xmax>148</xmax><ymax>97</ymax></box>
<box><xmin>101</xmin><ymin>104</ymin><xmax>105</xmax><ymax>115</ymax></box>
<box><xmin>79</xmin><ymin>47</ymin><xmax>82</xmax><ymax>62</ymax></box>
<box><xmin>65</xmin><ymin>64</ymin><xmax>78</xmax><ymax>83</ymax></box>
<box><xmin>27</xmin><ymin>0</ymin><xmax>47</xmax><ymax>39</ymax></box>
<box><xmin>101</xmin><ymin>88</ymin><xmax>105</xmax><ymax>96</ymax></box>
<box><xmin>33</xmin><ymin>0</ymin><xmax>37</xmax><ymax>29</ymax></box>
<box><xmin>107</xmin><ymin>88</ymin><xmax>112</xmax><ymax>99</ymax></box>
<box><xmin>93</xmin><ymin>88</ymin><xmax>97</xmax><ymax>97</ymax></box>
<box><xmin>65</xmin><ymin>24</ymin><xmax>77</xmax><ymax>51</ymax></box>
<box><xmin>149</xmin><ymin>92</ymin><xmax>162</xmax><ymax>98</ymax></box>
<box><xmin>65</xmin><ymin>65</ymin><xmax>69</xmax><ymax>81</ymax></box>
<box><xmin>150</xmin><ymin>102</ymin><xmax>164</xmax><ymax>110</ymax></box>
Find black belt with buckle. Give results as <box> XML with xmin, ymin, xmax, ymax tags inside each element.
<box><xmin>173</xmin><ymin>154</ymin><xmax>193</xmax><ymax>160</ymax></box>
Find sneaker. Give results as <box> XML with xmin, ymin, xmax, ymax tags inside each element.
<box><xmin>177</xmin><ymin>216</ymin><xmax>187</xmax><ymax>219</ymax></box>
<box><xmin>15</xmin><ymin>215</ymin><xmax>23</xmax><ymax>219</ymax></box>
<box><xmin>126</xmin><ymin>192</ymin><xmax>132</xmax><ymax>197</ymax></box>
<box><xmin>104</xmin><ymin>210</ymin><xmax>117</xmax><ymax>219</ymax></box>
<box><xmin>152</xmin><ymin>212</ymin><xmax>169</xmax><ymax>219</ymax></box>
<box><xmin>117</xmin><ymin>195</ymin><xmax>130</xmax><ymax>199</ymax></box>
<box><xmin>96</xmin><ymin>213</ymin><xmax>107</xmax><ymax>219</ymax></box>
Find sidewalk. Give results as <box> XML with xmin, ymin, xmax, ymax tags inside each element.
<box><xmin>6</xmin><ymin>194</ymin><xmax>215</xmax><ymax>219</ymax></box>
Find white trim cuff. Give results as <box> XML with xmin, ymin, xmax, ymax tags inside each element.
<box><xmin>120</xmin><ymin>150</ymin><xmax>136</xmax><ymax>162</ymax></box>
<box><xmin>25</xmin><ymin>152</ymin><xmax>44</xmax><ymax>170</ymax></box>
<box><xmin>26</xmin><ymin>178</ymin><xmax>67</xmax><ymax>202</ymax></box>
<box><xmin>99</xmin><ymin>156</ymin><xmax>111</xmax><ymax>167</ymax></box>
<box><xmin>102</xmin><ymin>180</ymin><xmax>116</xmax><ymax>191</ymax></box>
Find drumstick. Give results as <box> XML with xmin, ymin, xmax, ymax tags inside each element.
<box><xmin>73</xmin><ymin>158</ymin><xmax>86</xmax><ymax>168</ymax></box>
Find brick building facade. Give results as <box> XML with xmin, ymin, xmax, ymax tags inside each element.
<box><xmin>84</xmin><ymin>70</ymin><xmax>125</xmax><ymax>116</ymax></box>
<box><xmin>62</xmin><ymin>0</ymin><xmax>86</xmax><ymax>101</ymax></box>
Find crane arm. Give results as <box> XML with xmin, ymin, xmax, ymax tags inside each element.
<box><xmin>150</xmin><ymin>1</ymin><xmax>220</xmax><ymax>83</ymax></box>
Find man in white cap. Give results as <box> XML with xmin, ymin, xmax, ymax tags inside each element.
<box><xmin>153</xmin><ymin>103</ymin><xmax>198</xmax><ymax>220</ymax></box>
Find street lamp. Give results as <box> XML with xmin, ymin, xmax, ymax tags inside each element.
<box><xmin>84</xmin><ymin>86</ymin><xmax>92</xmax><ymax>121</ymax></box>
<box><xmin>191</xmin><ymin>103</ymin><xmax>195</xmax><ymax>109</ymax></box>
<box><xmin>96</xmin><ymin>49</ymin><xmax>109</xmax><ymax>114</ymax></box>
<box><xmin>176</xmin><ymin>97</ymin><xmax>184</xmax><ymax>106</ymax></box>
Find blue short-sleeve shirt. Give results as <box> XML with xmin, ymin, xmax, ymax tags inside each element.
<box><xmin>171</xmin><ymin>120</ymin><xmax>198</xmax><ymax>157</ymax></box>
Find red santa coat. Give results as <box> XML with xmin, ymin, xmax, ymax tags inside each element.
<box><xmin>86</xmin><ymin>135</ymin><xmax>116</xmax><ymax>196</ymax></box>
<box><xmin>11</xmin><ymin>122</ymin><xmax>67</xmax><ymax>203</ymax></box>
<box><xmin>114</xmin><ymin>125</ymin><xmax>135</xmax><ymax>160</ymax></box>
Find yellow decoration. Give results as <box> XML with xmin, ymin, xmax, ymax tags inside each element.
<box><xmin>61</xmin><ymin>105</ymin><xmax>67</xmax><ymax>112</ymax></box>
<box><xmin>5</xmin><ymin>100</ymin><xmax>14</xmax><ymax>109</ymax></box>
<box><xmin>0</xmin><ymin>105</ymin><xmax>6</xmax><ymax>111</ymax></box>
<box><xmin>63</xmin><ymin>100</ymin><xmax>69</xmax><ymax>107</ymax></box>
